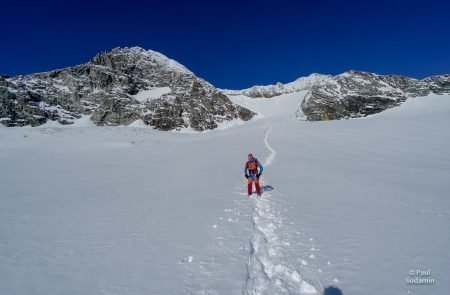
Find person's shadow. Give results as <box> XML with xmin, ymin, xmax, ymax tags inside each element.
<box><xmin>323</xmin><ymin>286</ymin><xmax>343</xmax><ymax>295</ymax></box>
<box><xmin>261</xmin><ymin>185</ymin><xmax>274</xmax><ymax>192</ymax></box>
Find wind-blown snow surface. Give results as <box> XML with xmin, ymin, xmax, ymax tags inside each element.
<box><xmin>1</xmin><ymin>93</ymin><xmax>449</xmax><ymax>294</ymax></box>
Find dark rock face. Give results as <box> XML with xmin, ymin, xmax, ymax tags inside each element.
<box><xmin>423</xmin><ymin>75</ymin><xmax>450</xmax><ymax>94</ymax></box>
<box><xmin>90</xmin><ymin>98</ymin><xmax>140</xmax><ymax>126</ymax></box>
<box><xmin>301</xmin><ymin>71</ymin><xmax>449</xmax><ymax>121</ymax></box>
<box><xmin>0</xmin><ymin>47</ymin><xmax>255</xmax><ymax>130</ymax></box>
<box><xmin>300</xmin><ymin>71</ymin><xmax>406</xmax><ymax>120</ymax></box>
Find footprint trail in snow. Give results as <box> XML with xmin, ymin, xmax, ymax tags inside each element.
<box><xmin>244</xmin><ymin>127</ymin><xmax>320</xmax><ymax>295</ymax></box>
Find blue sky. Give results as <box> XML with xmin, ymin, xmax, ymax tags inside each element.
<box><xmin>1</xmin><ymin>0</ymin><xmax>449</xmax><ymax>89</ymax></box>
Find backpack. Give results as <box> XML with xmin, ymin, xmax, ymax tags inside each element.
<box><xmin>246</xmin><ymin>159</ymin><xmax>259</xmax><ymax>174</ymax></box>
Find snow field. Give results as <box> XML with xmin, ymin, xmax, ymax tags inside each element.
<box><xmin>1</xmin><ymin>92</ymin><xmax>449</xmax><ymax>294</ymax></box>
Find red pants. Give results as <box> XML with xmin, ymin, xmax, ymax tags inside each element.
<box><xmin>248</xmin><ymin>178</ymin><xmax>261</xmax><ymax>195</ymax></box>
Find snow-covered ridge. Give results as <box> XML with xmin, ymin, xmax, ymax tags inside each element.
<box><xmin>223</xmin><ymin>70</ymin><xmax>449</xmax><ymax>121</ymax></box>
<box><xmin>1</xmin><ymin>46</ymin><xmax>449</xmax><ymax>129</ymax></box>
<box><xmin>223</xmin><ymin>71</ymin><xmax>448</xmax><ymax>98</ymax></box>
<box><xmin>222</xmin><ymin>73</ymin><xmax>331</xmax><ymax>98</ymax></box>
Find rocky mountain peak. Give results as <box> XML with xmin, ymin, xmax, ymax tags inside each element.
<box><xmin>0</xmin><ymin>47</ymin><xmax>255</xmax><ymax>130</ymax></box>
<box><xmin>92</xmin><ymin>46</ymin><xmax>194</xmax><ymax>76</ymax></box>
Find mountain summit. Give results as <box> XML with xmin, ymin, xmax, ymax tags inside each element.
<box><xmin>0</xmin><ymin>47</ymin><xmax>255</xmax><ymax>130</ymax></box>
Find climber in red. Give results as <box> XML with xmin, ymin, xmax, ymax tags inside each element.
<box><xmin>244</xmin><ymin>153</ymin><xmax>264</xmax><ymax>196</ymax></box>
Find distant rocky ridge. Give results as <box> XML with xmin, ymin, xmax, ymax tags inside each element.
<box><xmin>0</xmin><ymin>47</ymin><xmax>255</xmax><ymax>130</ymax></box>
<box><xmin>1</xmin><ymin>47</ymin><xmax>449</xmax><ymax>128</ymax></box>
<box><xmin>224</xmin><ymin>71</ymin><xmax>450</xmax><ymax>120</ymax></box>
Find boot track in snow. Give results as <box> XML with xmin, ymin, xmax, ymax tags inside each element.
<box><xmin>243</xmin><ymin>127</ymin><xmax>319</xmax><ymax>295</ymax></box>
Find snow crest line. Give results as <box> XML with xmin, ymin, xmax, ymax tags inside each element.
<box><xmin>243</xmin><ymin>127</ymin><xmax>318</xmax><ymax>294</ymax></box>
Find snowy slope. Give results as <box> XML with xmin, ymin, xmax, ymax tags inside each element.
<box><xmin>0</xmin><ymin>93</ymin><xmax>449</xmax><ymax>295</ymax></box>
<box><xmin>227</xmin><ymin>91</ymin><xmax>309</xmax><ymax>119</ymax></box>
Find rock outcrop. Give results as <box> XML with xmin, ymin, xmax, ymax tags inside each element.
<box><xmin>301</xmin><ymin>71</ymin><xmax>449</xmax><ymax>120</ymax></box>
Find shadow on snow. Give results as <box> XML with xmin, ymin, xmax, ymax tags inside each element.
<box><xmin>261</xmin><ymin>185</ymin><xmax>274</xmax><ymax>192</ymax></box>
<box><xmin>323</xmin><ymin>286</ymin><xmax>343</xmax><ymax>295</ymax></box>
